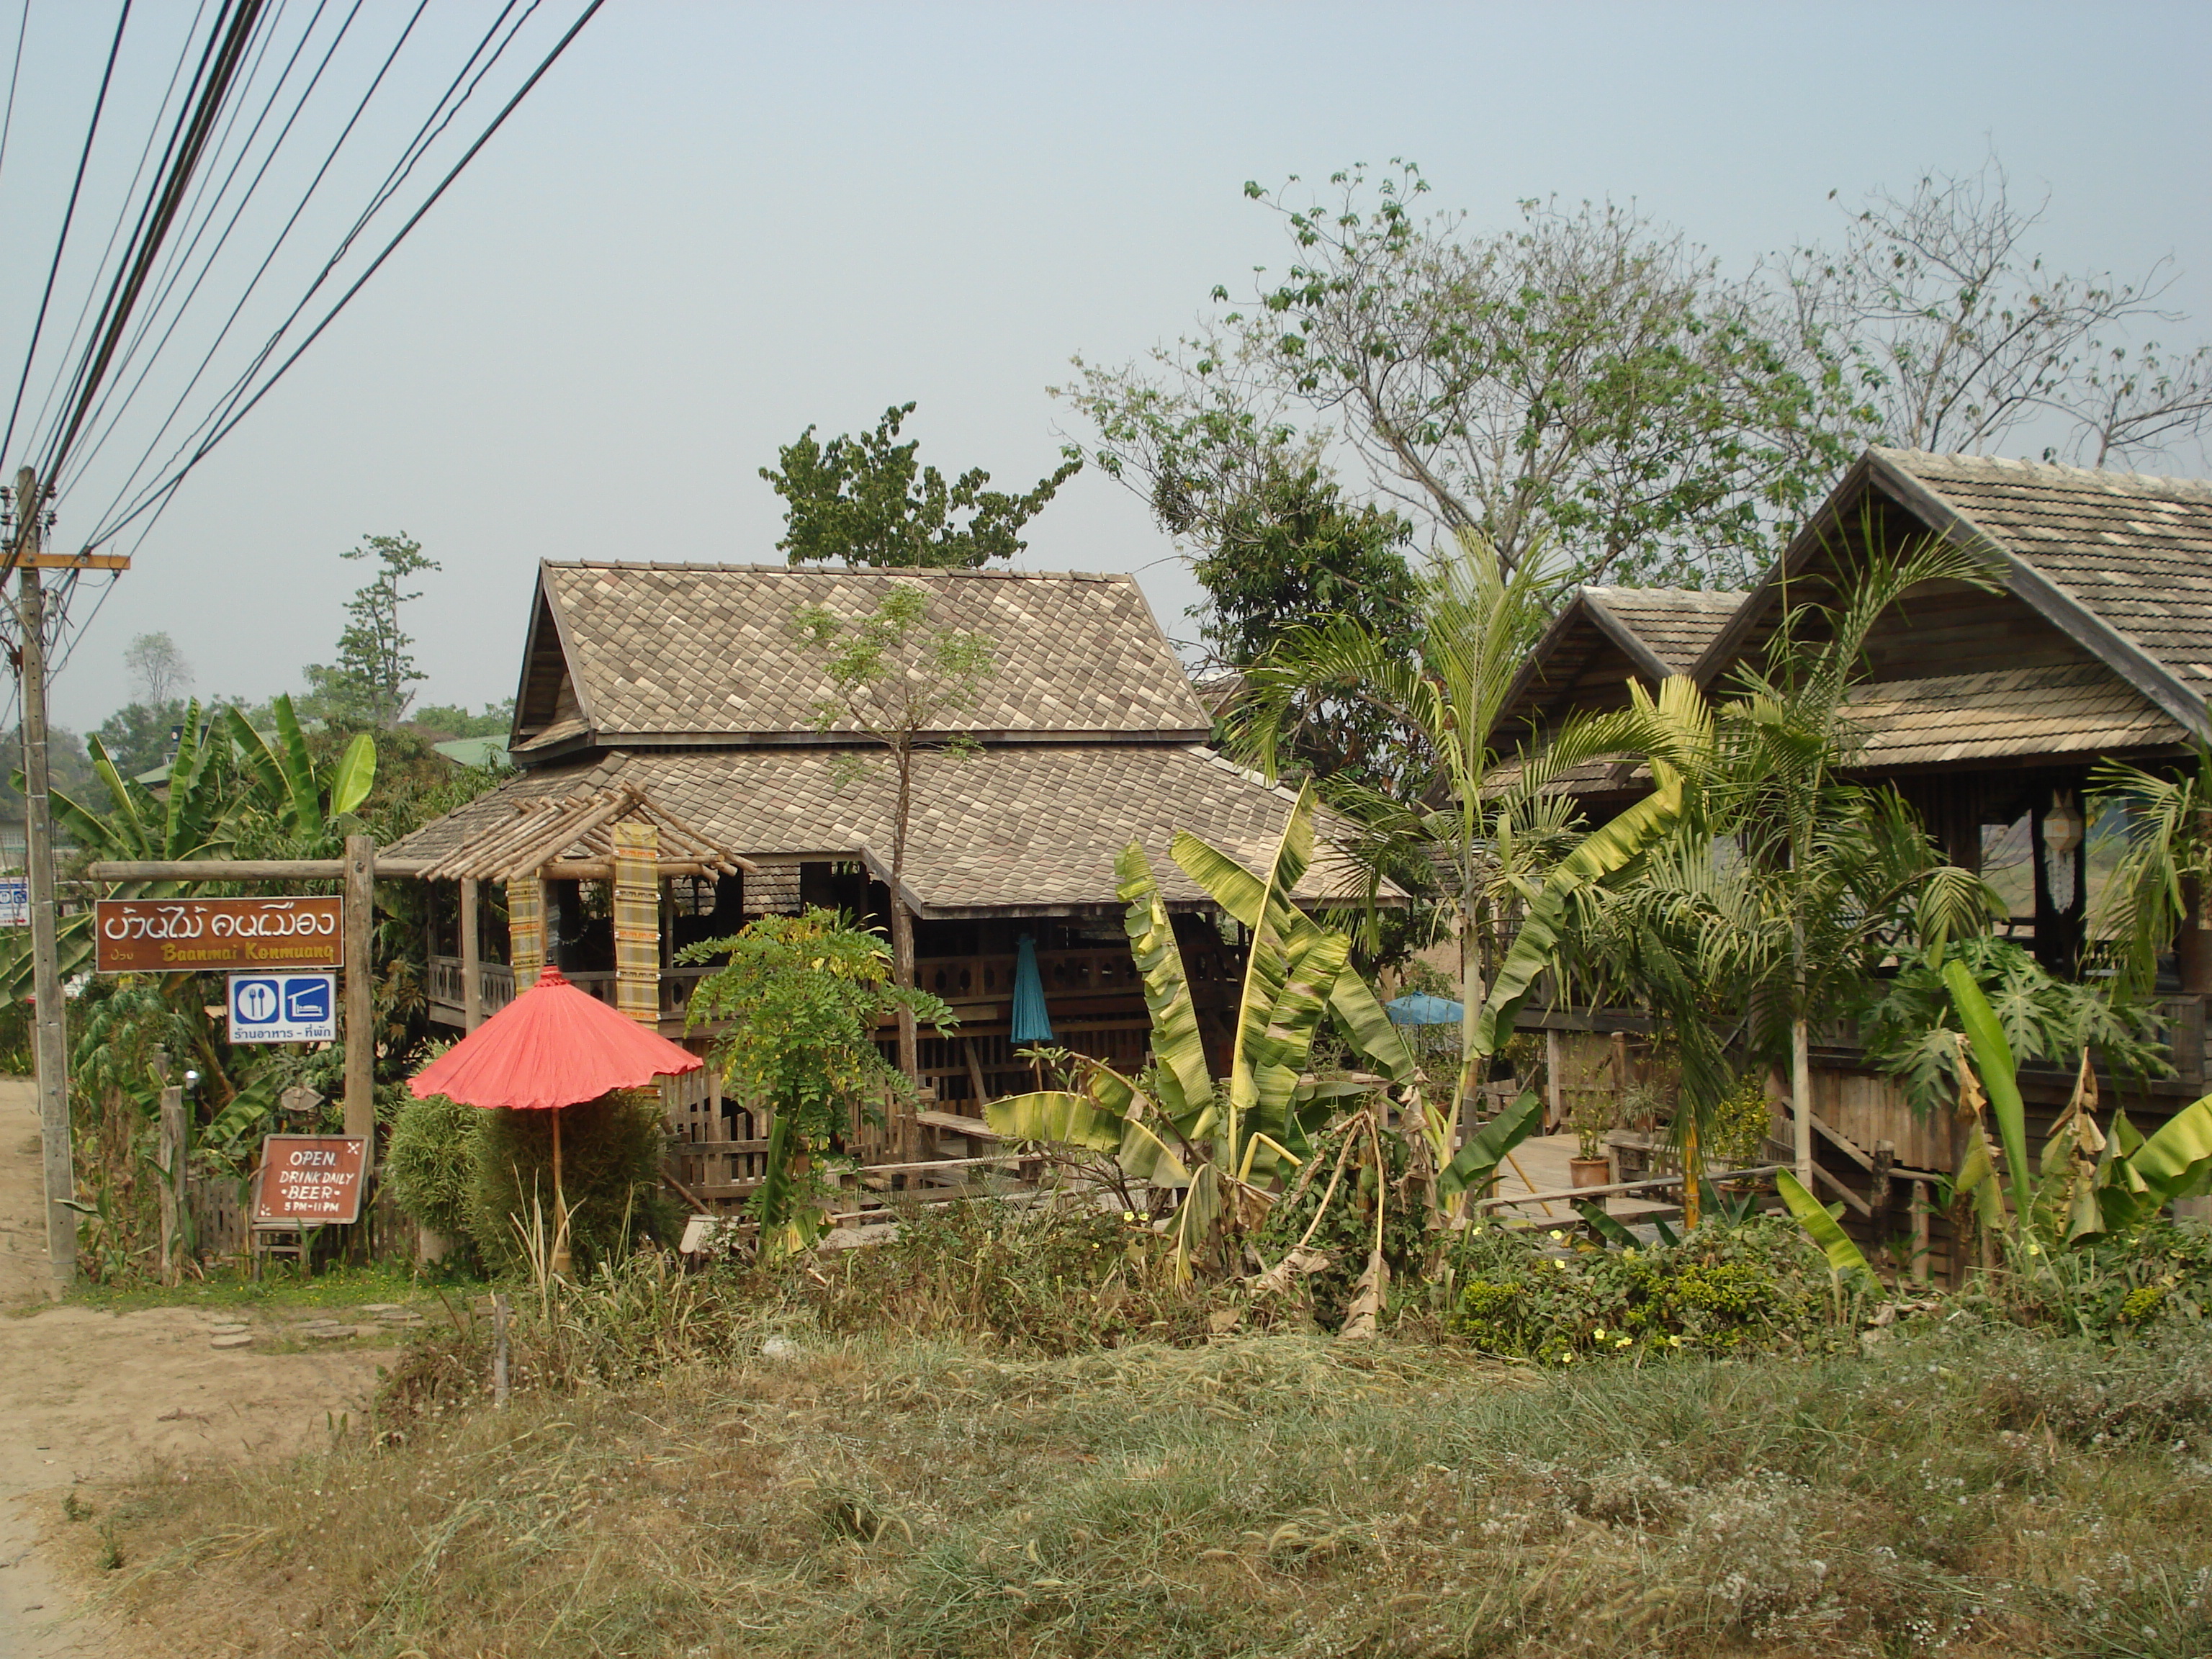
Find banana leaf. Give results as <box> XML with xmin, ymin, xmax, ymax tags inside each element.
<box><xmin>328</xmin><ymin>730</ymin><xmax>377</xmax><ymax>818</ymax></box>
<box><xmin>1439</xmin><ymin>1088</ymin><xmax>1542</xmax><ymax>1200</ymax></box>
<box><xmin>984</xmin><ymin>1089</ymin><xmax>1121</xmax><ymax>1153</ymax></box>
<box><xmin>1171</xmin><ymin>825</ymin><xmax>1419</xmax><ymax>1086</ymax></box>
<box><xmin>2109</xmin><ymin>1094</ymin><xmax>2212</xmax><ymax>1223</ymax></box>
<box><xmin>1115</xmin><ymin>842</ymin><xmax>1215</xmax><ymax>1122</ymax></box>
<box><xmin>1776</xmin><ymin>1170</ymin><xmax>1879</xmax><ymax>1291</ymax></box>
<box><xmin>1943</xmin><ymin>961</ymin><xmax>2033</xmax><ymax>1222</ymax></box>
<box><xmin>1574</xmin><ymin>1200</ymin><xmax>1640</xmax><ymax>1249</ymax></box>
<box><xmin>1473</xmin><ymin>768</ymin><xmax>1685</xmax><ymax>1058</ymax></box>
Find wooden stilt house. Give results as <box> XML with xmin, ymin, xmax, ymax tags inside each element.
<box><xmin>382</xmin><ymin>562</ymin><xmax>1380</xmax><ymax>1209</ymax></box>
<box><xmin>1492</xmin><ymin>447</ymin><xmax>2212</xmax><ymax>1274</ymax></box>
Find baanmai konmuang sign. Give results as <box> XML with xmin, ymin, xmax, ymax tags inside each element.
<box><xmin>93</xmin><ymin>896</ymin><xmax>343</xmax><ymax>973</ymax></box>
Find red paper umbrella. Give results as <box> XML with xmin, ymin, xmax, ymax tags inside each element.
<box><xmin>410</xmin><ymin>964</ymin><xmax>701</xmax><ymax>1111</ymax></box>
<box><xmin>410</xmin><ymin>966</ymin><xmax>703</xmax><ymax>1272</ymax></box>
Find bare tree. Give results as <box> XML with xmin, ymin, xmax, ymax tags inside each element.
<box><xmin>1785</xmin><ymin>156</ymin><xmax>2212</xmax><ymax>469</ymax></box>
<box><xmin>122</xmin><ymin>631</ymin><xmax>192</xmax><ymax>707</ymax></box>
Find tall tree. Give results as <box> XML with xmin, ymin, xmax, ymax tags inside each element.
<box><xmin>763</xmin><ymin>401</ymin><xmax>1080</xmax><ymax>568</ymax></box>
<box><xmin>1785</xmin><ymin>156</ymin><xmax>2212</xmax><ymax>468</ymax></box>
<box><xmin>123</xmin><ymin>631</ymin><xmax>192</xmax><ymax>706</ymax></box>
<box><xmin>1064</xmin><ymin>163</ymin><xmax>1845</xmax><ymax>590</ymax></box>
<box><xmin>302</xmin><ymin>534</ymin><xmax>439</xmax><ymax>727</ymax></box>
<box><xmin>792</xmin><ymin>581</ymin><xmax>998</xmax><ymax>1079</ymax></box>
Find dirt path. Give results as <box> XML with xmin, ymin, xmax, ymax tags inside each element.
<box><xmin>0</xmin><ymin>1079</ymin><xmax>385</xmax><ymax>1658</ymax></box>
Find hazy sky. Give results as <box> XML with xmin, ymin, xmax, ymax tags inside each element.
<box><xmin>6</xmin><ymin>0</ymin><xmax>2208</xmax><ymax>732</ymax></box>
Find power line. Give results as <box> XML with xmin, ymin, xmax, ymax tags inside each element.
<box><xmin>83</xmin><ymin>0</ymin><xmax>604</xmax><ymax>556</ymax></box>
<box><xmin>87</xmin><ymin>1</ymin><xmax>530</xmax><ymax>529</ymax></box>
<box><xmin>0</xmin><ymin>0</ymin><xmax>35</xmax><ymax>199</ymax></box>
<box><xmin>35</xmin><ymin>0</ymin><xmax>270</xmax><ymax>495</ymax></box>
<box><xmin>0</xmin><ymin>1</ymin><xmax>132</xmax><ymax>476</ymax></box>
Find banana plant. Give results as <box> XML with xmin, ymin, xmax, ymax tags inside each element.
<box><xmin>225</xmin><ymin>694</ymin><xmax>375</xmax><ymax>852</ymax></box>
<box><xmin>1</xmin><ymin>701</ymin><xmax>240</xmax><ymax>995</ymax></box>
<box><xmin>1885</xmin><ymin>963</ymin><xmax>2212</xmax><ymax>1260</ymax></box>
<box><xmin>988</xmin><ymin>785</ymin><xmax>1422</xmax><ymax>1276</ymax></box>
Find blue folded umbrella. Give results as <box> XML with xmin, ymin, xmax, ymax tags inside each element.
<box><xmin>1384</xmin><ymin>992</ymin><xmax>1465</xmax><ymax>1026</ymax></box>
<box><xmin>1012</xmin><ymin>932</ymin><xmax>1055</xmax><ymax>1044</ymax></box>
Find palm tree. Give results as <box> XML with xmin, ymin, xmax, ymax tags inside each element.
<box><xmin>1701</xmin><ymin>533</ymin><xmax>2002</xmax><ymax>1185</ymax></box>
<box><xmin>1231</xmin><ymin>531</ymin><xmax>1673</xmax><ymax>1142</ymax></box>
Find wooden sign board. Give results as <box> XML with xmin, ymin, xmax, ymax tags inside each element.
<box><xmin>252</xmin><ymin>1136</ymin><xmax>369</xmax><ymax>1226</ymax></box>
<box><xmin>94</xmin><ymin>896</ymin><xmax>343</xmax><ymax>974</ymax></box>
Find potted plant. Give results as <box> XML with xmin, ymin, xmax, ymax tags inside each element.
<box><xmin>1568</xmin><ymin>1092</ymin><xmax>1614</xmax><ymax>1188</ymax></box>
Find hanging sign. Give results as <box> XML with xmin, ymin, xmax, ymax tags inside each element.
<box><xmin>251</xmin><ymin>1135</ymin><xmax>369</xmax><ymax>1225</ymax></box>
<box><xmin>94</xmin><ymin>896</ymin><xmax>342</xmax><ymax>973</ymax></box>
<box><xmin>227</xmin><ymin>972</ymin><xmax>337</xmax><ymax>1043</ymax></box>
<box><xmin>0</xmin><ymin>878</ymin><xmax>25</xmax><ymax>927</ymax></box>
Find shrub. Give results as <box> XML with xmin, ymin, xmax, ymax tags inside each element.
<box><xmin>384</xmin><ymin>1089</ymin><xmax>481</xmax><ymax>1252</ymax></box>
<box><xmin>469</xmin><ymin>1089</ymin><xmax>683</xmax><ymax>1276</ymax></box>
<box><xmin>1447</xmin><ymin>1215</ymin><xmax>1858</xmax><ymax>1363</ymax></box>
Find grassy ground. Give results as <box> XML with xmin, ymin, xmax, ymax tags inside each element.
<box><xmin>24</xmin><ymin>1257</ymin><xmax>442</xmax><ymax>1317</ymax></box>
<box><xmin>60</xmin><ymin>1314</ymin><xmax>2212</xmax><ymax>1658</ymax></box>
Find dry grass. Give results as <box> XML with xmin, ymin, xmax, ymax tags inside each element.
<box><xmin>55</xmin><ymin>1313</ymin><xmax>2212</xmax><ymax>1658</ymax></box>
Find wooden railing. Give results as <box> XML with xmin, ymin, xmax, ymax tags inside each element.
<box><xmin>428</xmin><ymin>957</ymin><xmax>721</xmax><ymax>1026</ymax></box>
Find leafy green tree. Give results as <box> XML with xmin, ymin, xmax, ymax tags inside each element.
<box><xmin>409</xmin><ymin>698</ymin><xmax>514</xmax><ymax>738</ymax></box>
<box><xmin>91</xmin><ymin>701</ymin><xmax>186</xmax><ymax>776</ymax></box>
<box><xmin>302</xmin><ymin>534</ymin><xmax>439</xmax><ymax>727</ymax></box>
<box><xmin>681</xmin><ymin>909</ymin><xmax>952</xmax><ymax>1253</ymax></box>
<box><xmin>763</xmin><ymin>401</ymin><xmax>1079</xmax><ymax>568</ymax></box>
<box><xmin>1064</xmin><ymin>163</ymin><xmax>1846</xmax><ymax>590</ymax></box>
<box><xmin>793</xmin><ymin>582</ymin><xmax>997</xmax><ymax>1077</ymax></box>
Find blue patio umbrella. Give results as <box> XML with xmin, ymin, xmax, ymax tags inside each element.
<box><xmin>1012</xmin><ymin>933</ymin><xmax>1055</xmax><ymax>1044</ymax></box>
<box><xmin>1384</xmin><ymin>992</ymin><xmax>1465</xmax><ymax>1026</ymax></box>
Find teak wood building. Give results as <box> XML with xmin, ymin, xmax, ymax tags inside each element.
<box><xmin>1498</xmin><ymin>447</ymin><xmax>2212</xmax><ymax>1272</ymax></box>
<box><xmin>385</xmin><ymin>562</ymin><xmax>1368</xmax><ymax>1205</ymax></box>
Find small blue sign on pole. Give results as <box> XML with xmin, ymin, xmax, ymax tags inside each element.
<box><xmin>228</xmin><ymin>972</ymin><xmax>338</xmax><ymax>1043</ymax></box>
<box><xmin>0</xmin><ymin>877</ymin><xmax>26</xmax><ymax>928</ymax></box>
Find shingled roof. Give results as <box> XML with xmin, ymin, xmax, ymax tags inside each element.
<box><xmin>512</xmin><ymin>563</ymin><xmax>1210</xmax><ymax>758</ymax></box>
<box><xmin>385</xmin><ymin>745</ymin><xmax>1383</xmax><ymax>917</ymax></box>
<box><xmin>1694</xmin><ymin>449</ymin><xmax>2212</xmax><ymax>747</ymax></box>
<box><xmin>1495</xmin><ymin>585</ymin><xmax>1744</xmax><ymax>744</ymax></box>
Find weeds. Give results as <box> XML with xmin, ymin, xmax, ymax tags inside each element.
<box><xmin>84</xmin><ymin>1320</ymin><xmax>2212</xmax><ymax>1657</ymax></box>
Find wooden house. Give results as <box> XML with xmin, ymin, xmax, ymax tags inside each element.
<box><xmin>1493</xmin><ymin>447</ymin><xmax>2212</xmax><ymax>1270</ymax></box>
<box><xmin>382</xmin><ymin>562</ymin><xmax>1377</xmax><ymax>1206</ymax></box>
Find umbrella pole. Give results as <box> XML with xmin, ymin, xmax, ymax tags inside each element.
<box><xmin>551</xmin><ymin>1107</ymin><xmax>572</xmax><ymax>1279</ymax></box>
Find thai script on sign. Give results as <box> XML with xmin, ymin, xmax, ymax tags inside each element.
<box><xmin>94</xmin><ymin>896</ymin><xmax>344</xmax><ymax>973</ymax></box>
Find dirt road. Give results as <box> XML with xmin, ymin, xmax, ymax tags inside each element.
<box><xmin>0</xmin><ymin>1079</ymin><xmax>385</xmax><ymax>1658</ymax></box>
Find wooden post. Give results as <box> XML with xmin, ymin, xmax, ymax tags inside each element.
<box><xmin>611</xmin><ymin>820</ymin><xmax>659</xmax><ymax>1025</ymax></box>
<box><xmin>1909</xmin><ymin>1178</ymin><xmax>1930</xmax><ymax>1287</ymax></box>
<box><xmin>1871</xmin><ymin>1138</ymin><xmax>1894</xmax><ymax>1264</ymax></box>
<box><xmin>492</xmin><ymin>1291</ymin><xmax>511</xmax><ymax>1408</ymax></box>
<box><xmin>15</xmin><ymin>466</ymin><xmax>74</xmax><ymax>1292</ymax></box>
<box><xmin>343</xmin><ymin>835</ymin><xmax>375</xmax><ymax>1161</ymax></box>
<box><xmin>459</xmin><ymin>876</ymin><xmax>483</xmax><ymax>1031</ymax></box>
<box><xmin>1545</xmin><ymin>1028</ymin><xmax>1565</xmax><ymax>1134</ymax></box>
<box><xmin>158</xmin><ymin>1082</ymin><xmax>186</xmax><ymax>1287</ymax></box>
<box><xmin>508</xmin><ymin>876</ymin><xmax>544</xmax><ymax>989</ymax></box>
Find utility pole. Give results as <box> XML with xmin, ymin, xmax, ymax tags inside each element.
<box><xmin>14</xmin><ymin>466</ymin><xmax>73</xmax><ymax>1293</ymax></box>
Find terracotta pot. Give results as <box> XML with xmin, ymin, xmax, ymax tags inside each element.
<box><xmin>1570</xmin><ymin>1157</ymin><xmax>1611</xmax><ymax>1190</ymax></box>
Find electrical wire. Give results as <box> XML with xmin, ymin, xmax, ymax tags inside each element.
<box><xmin>35</xmin><ymin>0</ymin><xmax>269</xmax><ymax>495</ymax></box>
<box><xmin>83</xmin><ymin>0</ymin><xmax>603</xmax><ymax>555</ymax></box>
<box><xmin>0</xmin><ymin>1</ymin><xmax>132</xmax><ymax>485</ymax></box>
<box><xmin>84</xmin><ymin>0</ymin><xmax>529</xmax><ymax>534</ymax></box>
<box><xmin>19</xmin><ymin>0</ymin><xmax>213</xmax><ymax>477</ymax></box>
<box><xmin>0</xmin><ymin>0</ymin><xmax>34</xmax><ymax>200</ymax></box>
<box><xmin>56</xmin><ymin>0</ymin><xmax>348</xmax><ymax>498</ymax></box>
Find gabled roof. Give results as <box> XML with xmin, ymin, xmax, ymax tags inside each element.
<box><xmin>1495</xmin><ymin>585</ymin><xmax>1743</xmax><ymax>742</ymax></box>
<box><xmin>511</xmin><ymin>562</ymin><xmax>1211</xmax><ymax>759</ymax></box>
<box><xmin>385</xmin><ymin>744</ymin><xmax>1388</xmax><ymax>918</ymax></box>
<box><xmin>1692</xmin><ymin>448</ymin><xmax>2212</xmax><ymax>744</ymax></box>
